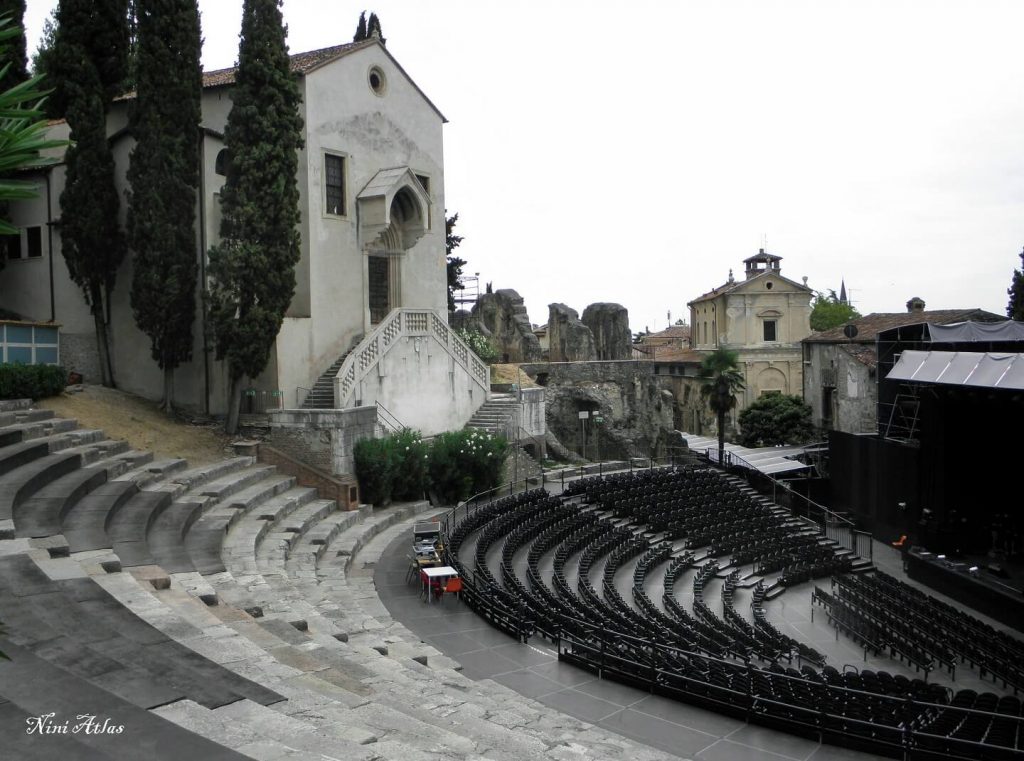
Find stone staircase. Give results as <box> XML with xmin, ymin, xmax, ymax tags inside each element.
<box><xmin>300</xmin><ymin>347</ymin><xmax>356</xmax><ymax>409</ymax></box>
<box><xmin>467</xmin><ymin>393</ymin><xmax>546</xmax><ymax>485</ymax></box>
<box><xmin>464</xmin><ymin>392</ymin><xmax>517</xmax><ymax>434</ymax></box>
<box><xmin>0</xmin><ymin>398</ymin><xmax>677</xmax><ymax>761</ymax></box>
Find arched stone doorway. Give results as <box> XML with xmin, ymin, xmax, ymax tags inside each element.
<box><xmin>357</xmin><ymin>169</ymin><xmax>430</xmax><ymax>327</ymax></box>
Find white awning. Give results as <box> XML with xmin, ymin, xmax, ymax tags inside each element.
<box><xmin>678</xmin><ymin>433</ymin><xmax>810</xmax><ymax>475</ymax></box>
<box><xmin>887</xmin><ymin>350</ymin><xmax>1024</xmax><ymax>390</ymax></box>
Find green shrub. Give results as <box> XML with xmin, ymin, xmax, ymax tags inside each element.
<box><xmin>0</xmin><ymin>364</ymin><xmax>68</xmax><ymax>400</ymax></box>
<box><xmin>355</xmin><ymin>427</ymin><xmax>510</xmax><ymax>507</ymax></box>
<box><xmin>390</xmin><ymin>429</ymin><xmax>429</xmax><ymax>501</ymax></box>
<box><xmin>353</xmin><ymin>436</ymin><xmax>397</xmax><ymax>506</ymax></box>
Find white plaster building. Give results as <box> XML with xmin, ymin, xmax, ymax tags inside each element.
<box><xmin>0</xmin><ymin>39</ymin><xmax>488</xmax><ymax>432</ymax></box>
<box><xmin>687</xmin><ymin>249</ymin><xmax>813</xmax><ymax>414</ymax></box>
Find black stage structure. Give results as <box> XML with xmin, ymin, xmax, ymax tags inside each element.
<box><xmin>828</xmin><ymin>319</ymin><xmax>1024</xmax><ymax>628</ymax></box>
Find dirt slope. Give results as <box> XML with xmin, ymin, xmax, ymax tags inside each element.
<box><xmin>38</xmin><ymin>385</ymin><xmax>232</xmax><ymax>466</ymax></box>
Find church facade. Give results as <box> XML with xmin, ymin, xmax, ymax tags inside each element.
<box><xmin>1</xmin><ymin>38</ymin><xmax>455</xmax><ymax>418</ymax></box>
<box><xmin>688</xmin><ymin>249</ymin><xmax>813</xmax><ymax>415</ymax></box>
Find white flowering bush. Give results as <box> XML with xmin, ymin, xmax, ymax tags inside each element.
<box><xmin>455</xmin><ymin>327</ymin><xmax>498</xmax><ymax>364</ymax></box>
<box><xmin>354</xmin><ymin>427</ymin><xmax>508</xmax><ymax>506</ymax></box>
<box><xmin>428</xmin><ymin>429</ymin><xmax>509</xmax><ymax>504</ymax></box>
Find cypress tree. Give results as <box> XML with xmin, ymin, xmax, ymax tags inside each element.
<box><xmin>208</xmin><ymin>0</ymin><xmax>303</xmax><ymax>434</ymax></box>
<box><xmin>0</xmin><ymin>1</ymin><xmax>27</xmax><ymax>91</ymax></box>
<box><xmin>353</xmin><ymin>10</ymin><xmax>367</xmax><ymax>42</ymax></box>
<box><xmin>50</xmin><ymin>0</ymin><xmax>130</xmax><ymax>387</ymax></box>
<box><xmin>366</xmin><ymin>11</ymin><xmax>385</xmax><ymax>46</ymax></box>
<box><xmin>126</xmin><ymin>0</ymin><xmax>201</xmax><ymax>412</ymax></box>
<box><xmin>1009</xmin><ymin>247</ymin><xmax>1024</xmax><ymax>321</ymax></box>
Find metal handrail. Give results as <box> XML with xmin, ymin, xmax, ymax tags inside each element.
<box><xmin>375</xmin><ymin>401</ymin><xmax>406</xmax><ymax>433</ymax></box>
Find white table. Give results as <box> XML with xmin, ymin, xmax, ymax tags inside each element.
<box><xmin>422</xmin><ymin>565</ymin><xmax>458</xmax><ymax>603</ymax></box>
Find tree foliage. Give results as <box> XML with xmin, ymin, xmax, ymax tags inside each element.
<box><xmin>1008</xmin><ymin>247</ymin><xmax>1024</xmax><ymax>321</ymax></box>
<box><xmin>207</xmin><ymin>0</ymin><xmax>303</xmax><ymax>434</ymax></box>
<box><xmin>809</xmin><ymin>290</ymin><xmax>861</xmax><ymax>332</ymax></box>
<box><xmin>352</xmin><ymin>10</ymin><xmax>367</xmax><ymax>41</ymax></box>
<box><xmin>50</xmin><ymin>0</ymin><xmax>131</xmax><ymax>387</ymax></box>
<box><xmin>737</xmin><ymin>393</ymin><xmax>814</xmax><ymax>447</ymax></box>
<box><xmin>446</xmin><ymin>211</ymin><xmax>465</xmax><ymax>312</ymax></box>
<box><xmin>126</xmin><ymin>0</ymin><xmax>201</xmax><ymax>411</ymax></box>
<box><xmin>366</xmin><ymin>12</ymin><xmax>385</xmax><ymax>45</ymax></box>
<box><xmin>42</xmin><ymin>0</ymin><xmax>130</xmax><ymax>118</ymax></box>
<box><xmin>698</xmin><ymin>348</ymin><xmax>745</xmax><ymax>462</ymax></box>
<box><xmin>0</xmin><ymin>16</ymin><xmax>66</xmax><ymax>234</ymax></box>
<box><xmin>0</xmin><ymin>1</ymin><xmax>26</xmax><ymax>92</ymax></box>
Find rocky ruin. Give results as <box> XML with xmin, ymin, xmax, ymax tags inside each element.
<box><xmin>466</xmin><ymin>289</ymin><xmax>542</xmax><ymax>362</ymax></box>
<box><xmin>582</xmin><ymin>303</ymin><xmax>632</xmax><ymax>360</ymax></box>
<box><xmin>521</xmin><ymin>361</ymin><xmax>679</xmax><ymax>461</ymax></box>
<box><xmin>547</xmin><ymin>303</ymin><xmax>596</xmax><ymax>362</ymax></box>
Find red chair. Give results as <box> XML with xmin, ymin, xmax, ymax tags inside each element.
<box><xmin>419</xmin><ymin>570</ymin><xmax>442</xmax><ymax>601</ymax></box>
<box><xmin>441</xmin><ymin>576</ymin><xmax>462</xmax><ymax>603</ymax></box>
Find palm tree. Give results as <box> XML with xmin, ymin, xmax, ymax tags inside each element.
<box><xmin>698</xmin><ymin>348</ymin><xmax>745</xmax><ymax>465</ymax></box>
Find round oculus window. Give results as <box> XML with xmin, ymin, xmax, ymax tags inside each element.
<box><xmin>765</xmin><ymin>281</ymin><xmax>773</xmax><ymax>290</ymax></box>
<box><xmin>368</xmin><ymin>66</ymin><xmax>386</xmax><ymax>96</ymax></box>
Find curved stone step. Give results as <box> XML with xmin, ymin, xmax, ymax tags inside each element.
<box><xmin>0</xmin><ymin>416</ymin><xmax>78</xmax><ymax>448</ymax></box>
<box><xmin>256</xmin><ymin>499</ymin><xmax>337</xmax><ymax>576</ymax></box>
<box><xmin>14</xmin><ymin>465</ymin><xmax>109</xmax><ymax>538</ymax></box>
<box><xmin>114</xmin><ymin>457</ymin><xmax>189</xmax><ymax>487</ymax></box>
<box><xmin>62</xmin><ymin>480</ymin><xmax>140</xmax><ymax>553</ymax></box>
<box><xmin>0</xmin><ymin>555</ymin><xmax>283</xmax><ymax>711</ymax></box>
<box><xmin>142</xmin><ymin>456</ymin><xmax>253</xmax><ymax>497</ymax></box>
<box><xmin>108</xmin><ymin>490</ymin><xmax>174</xmax><ymax>567</ymax></box>
<box><xmin>0</xmin><ymin>642</ymin><xmax>248</xmax><ymax>761</ymax></box>
<box><xmin>218</xmin><ymin>485</ymin><xmax>320</xmax><ymax>577</ymax></box>
<box><xmin>0</xmin><ymin>436</ymin><xmax>116</xmax><ymax>520</ymax></box>
<box><xmin>153</xmin><ymin>475</ymin><xmax>296</xmax><ymax>575</ymax></box>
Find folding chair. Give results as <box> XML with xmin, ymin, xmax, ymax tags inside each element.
<box><xmin>405</xmin><ymin>555</ymin><xmax>420</xmax><ymax>584</ymax></box>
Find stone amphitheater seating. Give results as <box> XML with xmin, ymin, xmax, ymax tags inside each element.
<box><xmin>0</xmin><ymin>399</ymin><xmax>676</xmax><ymax>761</ymax></box>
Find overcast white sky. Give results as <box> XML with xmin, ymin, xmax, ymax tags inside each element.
<box><xmin>25</xmin><ymin>1</ymin><xmax>1024</xmax><ymax>333</ymax></box>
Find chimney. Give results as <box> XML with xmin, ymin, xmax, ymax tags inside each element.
<box><xmin>906</xmin><ymin>296</ymin><xmax>926</xmax><ymax>314</ymax></box>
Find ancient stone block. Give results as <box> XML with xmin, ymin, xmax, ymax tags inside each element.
<box><xmin>468</xmin><ymin>288</ymin><xmax>542</xmax><ymax>362</ymax></box>
<box><xmin>547</xmin><ymin>303</ymin><xmax>596</xmax><ymax>362</ymax></box>
<box><xmin>581</xmin><ymin>302</ymin><xmax>632</xmax><ymax>361</ymax></box>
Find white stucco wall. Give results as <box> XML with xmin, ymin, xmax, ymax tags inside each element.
<box><xmin>276</xmin><ymin>44</ymin><xmax>447</xmax><ymax>407</ymax></box>
<box><xmin>1</xmin><ymin>42</ymin><xmax>448</xmax><ymax>417</ymax></box>
<box><xmin>352</xmin><ymin>333</ymin><xmax>484</xmax><ymax>436</ymax></box>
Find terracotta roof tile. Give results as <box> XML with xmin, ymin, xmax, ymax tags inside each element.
<box><xmin>201</xmin><ymin>39</ymin><xmax>375</xmax><ymax>89</ymax></box>
<box><xmin>652</xmin><ymin>347</ymin><xmax>704</xmax><ymax>363</ymax></box>
<box><xmin>644</xmin><ymin>325</ymin><xmax>691</xmax><ymax>340</ymax></box>
<box><xmin>803</xmin><ymin>309</ymin><xmax>1004</xmax><ymax>343</ymax></box>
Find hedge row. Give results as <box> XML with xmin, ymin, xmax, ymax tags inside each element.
<box><xmin>354</xmin><ymin>428</ymin><xmax>508</xmax><ymax>506</ymax></box>
<box><xmin>0</xmin><ymin>364</ymin><xmax>68</xmax><ymax>400</ymax></box>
